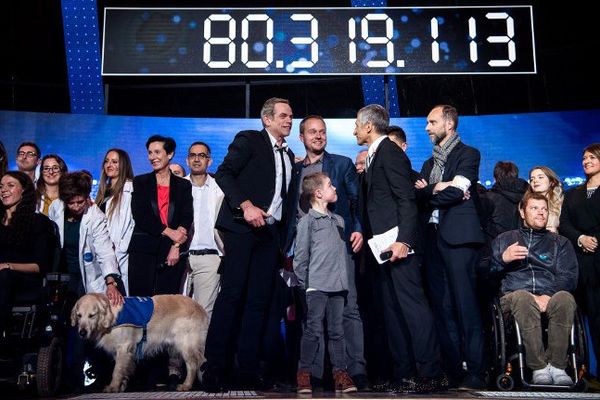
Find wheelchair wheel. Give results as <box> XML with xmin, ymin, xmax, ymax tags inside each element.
<box><xmin>490</xmin><ymin>300</ymin><xmax>506</xmax><ymax>369</ymax></box>
<box><xmin>36</xmin><ymin>337</ymin><xmax>63</xmax><ymax>397</ymax></box>
<box><xmin>496</xmin><ymin>374</ymin><xmax>514</xmax><ymax>391</ymax></box>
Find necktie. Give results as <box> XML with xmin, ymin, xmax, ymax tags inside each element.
<box><xmin>365</xmin><ymin>152</ymin><xmax>374</xmax><ymax>171</ymax></box>
<box><xmin>277</xmin><ymin>145</ymin><xmax>287</xmax><ymax>200</ymax></box>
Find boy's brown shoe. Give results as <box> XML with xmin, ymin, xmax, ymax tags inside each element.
<box><xmin>333</xmin><ymin>369</ymin><xmax>357</xmax><ymax>393</ymax></box>
<box><xmin>296</xmin><ymin>370</ymin><xmax>312</xmax><ymax>394</ymax></box>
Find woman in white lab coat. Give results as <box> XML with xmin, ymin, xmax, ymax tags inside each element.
<box><xmin>48</xmin><ymin>171</ymin><xmax>123</xmax><ymax>302</ymax></box>
<box><xmin>49</xmin><ymin>171</ymin><xmax>123</xmax><ymax>391</ymax></box>
<box><xmin>95</xmin><ymin>149</ymin><xmax>135</xmax><ymax>294</ymax></box>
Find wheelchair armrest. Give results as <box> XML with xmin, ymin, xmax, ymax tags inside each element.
<box><xmin>45</xmin><ymin>272</ymin><xmax>72</xmax><ymax>283</ymax></box>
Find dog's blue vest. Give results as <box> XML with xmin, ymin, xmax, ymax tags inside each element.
<box><xmin>113</xmin><ymin>297</ymin><xmax>154</xmax><ymax>360</ymax></box>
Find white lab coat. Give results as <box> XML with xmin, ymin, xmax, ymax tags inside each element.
<box><xmin>48</xmin><ymin>200</ymin><xmax>120</xmax><ymax>294</ymax></box>
<box><xmin>104</xmin><ymin>180</ymin><xmax>134</xmax><ymax>295</ymax></box>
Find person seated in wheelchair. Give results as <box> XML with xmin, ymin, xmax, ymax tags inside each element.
<box><xmin>491</xmin><ymin>191</ymin><xmax>578</xmax><ymax>386</ymax></box>
<box><xmin>0</xmin><ymin>171</ymin><xmax>56</xmax><ymax>357</ymax></box>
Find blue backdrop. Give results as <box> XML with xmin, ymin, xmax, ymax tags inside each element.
<box><xmin>1</xmin><ymin>109</ymin><xmax>599</xmax><ymax>186</ymax></box>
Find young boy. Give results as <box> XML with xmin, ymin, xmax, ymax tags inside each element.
<box><xmin>294</xmin><ymin>172</ymin><xmax>357</xmax><ymax>394</ymax></box>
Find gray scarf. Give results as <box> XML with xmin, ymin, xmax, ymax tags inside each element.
<box><xmin>429</xmin><ymin>134</ymin><xmax>461</xmax><ymax>184</ymax></box>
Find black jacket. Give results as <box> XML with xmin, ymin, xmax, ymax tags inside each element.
<box><xmin>361</xmin><ymin>137</ymin><xmax>418</xmax><ymax>248</ymax></box>
<box><xmin>491</xmin><ymin>227</ymin><xmax>578</xmax><ymax>296</ymax></box>
<box><xmin>418</xmin><ymin>141</ymin><xmax>485</xmax><ymax>245</ymax></box>
<box><xmin>128</xmin><ymin>172</ymin><xmax>193</xmax><ymax>259</ymax></box>
<box><xmin>481</xmin><ymin>178</ymin><xmax>529</xmax><ymax>239</ymax></box>
<box><xmin>215</xmin><ymin>129</ymin><xmax>295</xmax><ymax>236</ymax></box>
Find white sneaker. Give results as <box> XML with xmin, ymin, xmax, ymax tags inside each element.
<box><xmin>548</xmin><ymin>364</ymin><xmax>573</xmax><ymax>386</ymax></box>
<box><xmin>532</xmin><ymin>365</ymin><xmax>552</xmax><ymax>385</ymax></box>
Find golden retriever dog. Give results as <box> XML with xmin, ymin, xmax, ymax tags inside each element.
<box><xmin>71</xmin><ymin>293</ymin><xmax>208</xmax><ymax>392</ymax></box>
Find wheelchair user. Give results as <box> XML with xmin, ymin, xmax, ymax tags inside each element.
<box><xmin>0</xmin><ymin>171</ymin><xmax>56</xmax><ymax>355</ymax></box>
<box><xmin>491</xmin><ymin>191</ymin><xmax>578</xmax><ymax>386</ymax></box>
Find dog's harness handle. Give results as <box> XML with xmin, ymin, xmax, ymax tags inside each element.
<box><xmin>136</xmin><ymin>326</ymin><xmax>148</xmax><ymax>361</ymax></box>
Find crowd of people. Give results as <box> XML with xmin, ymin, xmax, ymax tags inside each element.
<box><xmin>0</xmin><ymin>98</ymin><xmax>599</xmax><ymax>394</ymax></box>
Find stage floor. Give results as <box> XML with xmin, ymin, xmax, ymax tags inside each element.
<box><xmin>63</xmin><ymin>389</ymin><xmax>600</xmax><ymax>400</ymax></box>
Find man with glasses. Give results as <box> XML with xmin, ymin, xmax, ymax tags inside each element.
<box><xmin>184</xmin><ymin>141</ymin><xmax>224</xmax><ymax>323</ymax></box>
<box><xmin>16</xmin><ymin>142</ymin><xmax>41</xmax><ymax>182</ymax></box>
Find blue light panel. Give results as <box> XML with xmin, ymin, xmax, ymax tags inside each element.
<box><xmin>61</xmin><ymin>0</ymin><xmax>104</xmax><ymax>114</ymax></box>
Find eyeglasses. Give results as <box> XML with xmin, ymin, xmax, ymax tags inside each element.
<box><xmin>17</xmin><ymin>151</ymin><xmax>38</xmax><ymax>158</ymax></box>
<box><xmin>42</xmin><ymin>166</ymin><xmax>61</xmax><ymax>174</ymax></box>
<box><xmin>188</xmin><ymin>152</ymin><xmax>210</xmax><ymax>160</ymax></box>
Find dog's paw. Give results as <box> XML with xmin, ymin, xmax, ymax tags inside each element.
<box><xmin>177</xmin><ymin>383</ymin><xmax>192</xmax><ymax>391</ymax></box>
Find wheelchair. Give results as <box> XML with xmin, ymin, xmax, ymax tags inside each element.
<box><xmin>488</xmin><ymin>296</ymin><xmax>588</xmax><ymax>391</ymax></box>
<box><xmin>0</xmin><ymin>272</ymin><xmax>73</xmax><ymax>397</ymax></box>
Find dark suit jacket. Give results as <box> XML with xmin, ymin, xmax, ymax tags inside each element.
<box><xmin>215</xmin><ymin>129</ymin><xmax>295</xmax><ymax>235</ymax></box>
<box><xmin>560</xmin><ymin>185</ymin><xmax>600</xmax><ymax>259</ymax></box>
<box><xmin>285</xmin><ymin>151</ymin><xmax>362</xmax><ymax>252</ymax></box>
<box><xmin>128</xmin><ymin>172</ymin><xmax>193</xmax><ymax>259</ymax></box>
<box><xmin>361</xmin><ymin>137</ymin><xmax>418</xmax><ymax>248</ymax></box>
<box><xmin>418</xmin><ymin>141</ymin><xmax>485</xmax><ymax>245</ymax></box>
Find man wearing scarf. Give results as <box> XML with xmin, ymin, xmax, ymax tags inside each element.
<box><xmin>416</xmin><ymin>105</ymin><xmax>486</xmax><ymax>390</ymax></box>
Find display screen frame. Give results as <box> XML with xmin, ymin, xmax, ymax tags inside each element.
<box><xmin>101</xmin><ymin>6</ymin><xmax>537</xmax><ymax>76</ymax></box>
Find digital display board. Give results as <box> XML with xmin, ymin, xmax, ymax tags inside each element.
<box><xmin>102</xmin><ymin>6</ymin><xmax>536</xmax><ymax>76</ymax></box>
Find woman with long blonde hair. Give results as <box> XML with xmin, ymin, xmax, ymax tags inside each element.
<box><xmin>95</xmin><ymin>149</ymin><xmax>134</xmax><ymax>294</ymax></box>
<box><xmin>525</xmin><ymin>166</ymin><xmax>563</xmax><ymax>233</ymax></box>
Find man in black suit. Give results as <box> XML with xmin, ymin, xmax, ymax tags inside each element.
<box><xmin>416</xmin><ymin>104</ymin><xmax>486</xmax><ymax>389</ymax></box>
<box><xmin>355</xmin><ymin>104</ymin><xmax>444</xmax><ymax>392</ymax></box>
<box><xmin>202</xmin><ymin>97</ymin><xmax>295</xmax><ymax>391</ymax></box>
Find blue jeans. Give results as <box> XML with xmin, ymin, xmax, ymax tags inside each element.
<box><xmin>299</xmin><ymin>291</ymin><xmax>346</xmax><ymax>371</ymax></box>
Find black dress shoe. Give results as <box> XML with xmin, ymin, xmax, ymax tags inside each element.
<box><xmin>395</xmin><ymin>376</ymin><xmax>449</xmax><ymax>394</ymax></box>
<box><xmin>351</xmin><ymin>374</ymin><xmax>372</xmax><ymax>392</ymax></box>
<box><xmin>167</xmin><ymin>374</ymin><xmax>180</xmax><ymax>391</ymax></box>
<box><xmin>201</xmin><ymin>365</ymin><xmax>226</xmax><ymax>392</ymax></box>
<box><xmin>372</xmin><ymin>380</ymin><xmax>400</xmax><ymax>392</ymax></box>
<box><xmin>458</xmin><ymin>374</ymin><xmax>486</xmax><ymax>391</ymax></box>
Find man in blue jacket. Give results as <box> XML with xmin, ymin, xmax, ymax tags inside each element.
<box><xmin>286</xmin><ymin>115</ymin><xmax>367</xmax><ymax>390</ymax></box>
<box><xmin>491</xmin><ymin>191</ymin><xmax>578</xmax><ymax>385</ymax></box>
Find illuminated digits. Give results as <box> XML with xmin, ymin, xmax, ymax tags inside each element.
<box><xmin>289</xmin><ymin>14</ymin><xmax>318</xmax><ymax>68</ymax></box>
<box><xmin>349</xmin><ymin>18</ymin><xmax>357</xmax><ymax>63</ymax></box>
<box><xmin>203</xmin><ymin>14</ymin><xmax>235</xmax><ymax>68</ymax></box>
<box><xmin>430</xmin><ymin>17</ymin><xmax>439</xmax><ymax>63</ymax></box>
<box><xmin>468</xmin><ymin>17</ymin><xmax>478</xmax><ymax>63</ymax></box>
<box><xmin>241</xmin><ymin>14</ymin><xmax>273</xmax><ymax>68</ymax></box>
<box><xmin>486</xmin><ymin>12</ymin><xmax>516</xmax><ymax>67</ymax></box>
<box><xmin>362</xmin><ymin>14</ymin><xmax>394</xmax><ymax>68</ymax></box>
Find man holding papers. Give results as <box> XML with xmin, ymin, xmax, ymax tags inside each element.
<box><xmin>353</xmin><ymin>104</ymin><xmax>445</xmax><ymax>393</ymax></box>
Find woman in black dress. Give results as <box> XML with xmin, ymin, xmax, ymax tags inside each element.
<box><xmin>560</xmin><ymin>143</ymin><xmax>600</xmax><ymax>363</ymax></box>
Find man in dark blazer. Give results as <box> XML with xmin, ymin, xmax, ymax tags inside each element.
<box><xmin>202</xmin><ymin>97</ymin><xmax>295</xmax><ymax>391</ymax></box>
<box><xmin>416</xmin><ymin>104</ymin><xmax>486</xmax><ymax>389</ymax></box>
<box><xmin>285</xmin><ymin>115</ymin><xmax>367</xmax><ymax>388</ymax></box>
<box><xmin>355</xmin><ymin>104</ymin><xmax>444</xmax><ymax>392</ymax></box>
<box><xmin>128</xmin><ymin>135</ymin><xmax>193</xmax><ymax>297</ymax></box>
